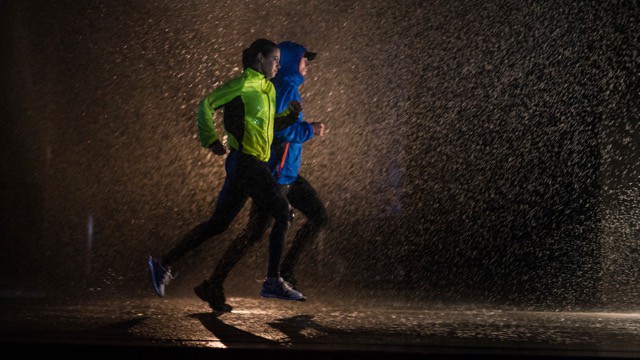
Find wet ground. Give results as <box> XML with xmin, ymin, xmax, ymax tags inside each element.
<box><xmin>1</xmin><ymin>294</ymin><xmax>640</xmax><ymax>360</ymax></box>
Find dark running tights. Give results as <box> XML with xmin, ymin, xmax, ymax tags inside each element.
<box><xmin>208</xmin><ymin>175</ymin><xmax>329</xmax><ymax>284</ymax></box>
<box><xmin>162</xmin><ymin>151</ymin><xmax>290</xmax><ymax>279</ymax></box>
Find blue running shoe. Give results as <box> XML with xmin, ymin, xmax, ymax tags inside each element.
<box><xmin>260</xmin><ymin>277</ymin><xmax>306</xmax><ymax>301</ymax></box>
<box><xmin>148</xmin><ymin>256</ymin><xmax>174</xmax><ymax>297</ymax></box>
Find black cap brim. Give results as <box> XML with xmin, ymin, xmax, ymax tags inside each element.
<box><xmin>303</xmin><ymin>51</ymin><xmax>317</xmax><ymax>61</ymax></box>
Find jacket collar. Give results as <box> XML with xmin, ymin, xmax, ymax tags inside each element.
<box><xmin>245</xmin><ymin>67</ymin><xmax>266</xmax><ymax>80</ymax></box>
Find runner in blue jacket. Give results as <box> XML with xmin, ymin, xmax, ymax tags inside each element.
<box><xmin>198</xmin><ymin>41</ymin><xmax>328</xmax><ymax>312</ymax></box>
<box><xmin>269</xmin><ymin>41</ymin><xmax>328</xmax><ymax>288</ymax></box>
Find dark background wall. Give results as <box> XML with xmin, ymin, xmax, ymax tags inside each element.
<box><xmin>1</xmin><ymin>0</ymin><xmax>638</xmax><ymax>310</ymax></box>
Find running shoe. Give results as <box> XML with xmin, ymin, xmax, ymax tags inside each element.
<box><xmin>194</xmin><ymin>280</ymin><xmax>233</xmax><ymax>312</ymax></box>
<box><xmin>260</xmin><ymin>277</ymin><xmax>306</xmax><ymax>301</ymax></box>
<box><xmin>148</xmin><ymin>256</ymin><xmax>174</xmax><ymax>297</ymax></box>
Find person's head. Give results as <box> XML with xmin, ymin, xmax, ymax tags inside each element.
<box><xmin>242</xmin><ymin>38</ymin><xmax>280</xmax><ymax>79</ymax></box>
<box><xmin>299</xmin><ymin>49</ymin><xmax>316</xmax><ymax>78</ymax></box>
<box><xmin>275</xmin><ymin>41</ymin><xmax>316</xmax><ymax>79</ymax></box>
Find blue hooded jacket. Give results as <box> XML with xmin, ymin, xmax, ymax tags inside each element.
<box><xmin>268</xmin><ymin>41</ymin><xmax>315</xmax><ymax>185</ymax></box>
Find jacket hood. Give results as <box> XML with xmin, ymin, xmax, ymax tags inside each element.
<box><xmin>274</xmin><ymin>41</ymin><xmax>307</xmax><ymax>86</ymax></box>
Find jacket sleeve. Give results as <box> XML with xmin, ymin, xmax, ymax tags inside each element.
<box><xmin>273</xmin><ymin>82</ymin><xmax>314</xmax><ymax>144</ymax></box>
<box><xmin>275</xmin><ymin>118</ymin><xmax>314</xmax><ymax>144</ymax></box>
<box><xmin>274</xmin><ymin>107</ymin><xmax>300</xmax><ymax>131</ymax></box>
<box><xmin>197</xmin><ymin>79</ymin><xmax>241</xmax><ymax>148</ymax></box>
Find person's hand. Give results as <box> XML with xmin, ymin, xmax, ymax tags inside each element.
<box><xmin>311</xmin><ymin>122</ymin><xmax>325</xmax><ymax>137</ymax></box>
<box><xmin>208</xmin><ymin>140</ymin><xmax>227</xmax><ymax>155</ymax></box>
<box><xmin>288</xmin><ymin>100</ymin><xmax>302</xmax><ymax>114</ymax></box>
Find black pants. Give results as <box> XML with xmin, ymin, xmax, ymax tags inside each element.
<box><xmin>207</xmin><ymin>175</ymin><xmax>329</xmax><ymax>284</ymax></box>
<box><xmin>163</xmin><ymin>151</ymin><xmax>290</xmax><ymax>279</ymax></box>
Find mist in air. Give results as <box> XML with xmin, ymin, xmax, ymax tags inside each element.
<box><xmin>1</xmin><ymin>0</ymin><xmax>638</xmax><ymax>311</ymax></box>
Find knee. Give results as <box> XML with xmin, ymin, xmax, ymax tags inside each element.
<box><xmin>201</xmin><ymin>218</ymin><xmax>231</xmax><ymax>238</ymax></box>
<box><xmin>272</xmin><ymin>198</ymin><xmax>291</xmax><ymax>223</ymax></box>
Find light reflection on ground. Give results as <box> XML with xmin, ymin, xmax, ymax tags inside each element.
<box><xmin>1</xmin><ymin>295</ymin><xmax>639</xmax><ymax>359</ymax></box>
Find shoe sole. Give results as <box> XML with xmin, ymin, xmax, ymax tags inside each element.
<box><xmin>260</xmin><ymin>292</ymin><xmax>306</xmax><ymax>301</ymax></box>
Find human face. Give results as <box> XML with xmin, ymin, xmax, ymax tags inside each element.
<box><xmin>259</xmin><ymin>48</ymin><xmax>281</xmax><ymax>79</ymax></box>
<box><xmin>299</xmin><ymin>56</ymin><xmax>310</xmax><ymax>78</ymax></box>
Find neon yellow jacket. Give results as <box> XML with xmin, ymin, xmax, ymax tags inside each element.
<box><xmin>197</xmin><ymin>68</ymin><xmax>277</xmax><ymax>162</ymax></box>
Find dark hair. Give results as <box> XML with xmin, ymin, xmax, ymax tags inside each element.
<box><xmin>242</xmin><ymin>38</ymin><xmax>278</xmax><ymax>70</ymax></box>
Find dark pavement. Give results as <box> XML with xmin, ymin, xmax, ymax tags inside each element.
<box><xmin>1</xmin><ymin>294</ymin><xmax>640</xmax><ymax>360</ymax></box>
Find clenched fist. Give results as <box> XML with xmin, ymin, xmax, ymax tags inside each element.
<box><xmin>288</xmin><ymin>100</ymin><xmax>303</xmax><ymax>114</ymax></box>
<box><xmin>311</xmin><ymin>122</ymin><xmax>325</xmax><ymax>137</ymax></box>
<box><xmin>208</xmin><ymin>140</ymin><xmax>227</xmax><ymax>155</ymax></box>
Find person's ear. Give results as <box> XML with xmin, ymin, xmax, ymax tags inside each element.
<box><xmin>257</xmin><ymin>53</ymin><xmax>264</xmax><ymax>63</ymax></box>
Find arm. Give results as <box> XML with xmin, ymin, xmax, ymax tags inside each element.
<box><xmin>275</xmin><ymin>101</ymin><xmax>323</xmax><ymax>143</ymax></box>
<box><xmin>281</xmin><ymin>120</ymin><xmax>324</xmax><ymax>142</ymax></box>
<box><xmin>276</xmin><ymin>119</ymin><xmax>315</xmax><ymax>144</ymax></box>
<box><xmin>197</xmin><ymin>79</ymin><xmax>242</xmax><ymax>150</ymax></box>
<box><xmin>274</xmin><ymin>100</ymin><xmax>302</xmax><ymax>131</ymax></box>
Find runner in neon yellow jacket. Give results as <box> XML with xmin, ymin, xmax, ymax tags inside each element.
<box><xmin>148</xmin><ymin>39</ymin><xmax>305</xmax><ymax>312</ymax></box>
